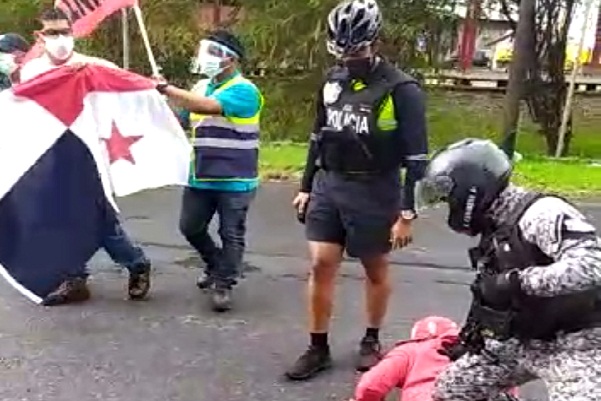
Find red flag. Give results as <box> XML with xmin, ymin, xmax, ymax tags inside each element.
<box><xmin>55</xmin><ymin>0</ymin><xmax>138</xmax><ymax>37</ymax></box>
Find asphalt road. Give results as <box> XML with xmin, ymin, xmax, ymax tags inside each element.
<box><xmin>1</xmin><ymin>183</ymin><xmax>600</xmax><ymax>401</ymax></box>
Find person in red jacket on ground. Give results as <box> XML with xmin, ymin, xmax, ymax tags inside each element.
<box><xmin>350</xmin><ymin>316</ymin><xmax>519</xmax><ymax>401</ymax></box>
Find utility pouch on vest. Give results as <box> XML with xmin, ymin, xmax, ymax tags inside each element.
<box><xmin>470</xmin><ymin>278</ymin><xmax>516</xmax><ymax>341</ymax></box>
<box><xmin>462</xmin><ymin>193</ymin><xmax>541</xmax><ymax>343</ymax></box>
<box><xmin>317</xmin><ymin>126</ymin><xmax>373</xmax><ymax>173</ymax></box>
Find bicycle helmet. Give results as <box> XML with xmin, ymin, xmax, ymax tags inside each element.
<box><xmin>326</xmin><ymin>0</ymin><xmax>382</xmax><ymax>57</ymax></box>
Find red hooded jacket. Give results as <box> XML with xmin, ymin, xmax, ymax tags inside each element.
<box><xmin>353</xmin><ymin>316</ymin><xmax>519</xmax><ymax>401</ymax></box>
<box><xmin>354</xmin><ymin>316</ymin><xmax>458</xmax><ymax>401</ymax></box>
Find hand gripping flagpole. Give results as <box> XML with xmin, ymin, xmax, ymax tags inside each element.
<box><xmin>132</xmin><ymin>3</ymin><xmax>161</xmax><ymax>77</ymax></box>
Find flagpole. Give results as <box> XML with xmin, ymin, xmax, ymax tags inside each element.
<box><xmin>121</xmin><ymin>8</ymin><xmax>130</xmax><ymax>69</ymax></box>
<box><xmin>556</xmin><ymin>0</ymin><xmax>596</xmax><ymax>157</ymax></box>
<box><xmin>132</xmin><ymin>4</ymin><xmax>160</xmax><ymax>77</ymax></box>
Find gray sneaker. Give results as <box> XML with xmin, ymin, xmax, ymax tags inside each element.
<box><xmin>356</xmin><ymin>337</ymin><xmax>382</xmax><ymax>372</ymax></box>
<box><xmin>210</xmin><ymin>287</ymin><xmax>232</xmax><ymax>312</ymax></box>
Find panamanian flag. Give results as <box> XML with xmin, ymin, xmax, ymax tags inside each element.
<box><xmin>0</xmin><ymin>64</ymin><xmax>191</xmax><ymax>304</ymax></box>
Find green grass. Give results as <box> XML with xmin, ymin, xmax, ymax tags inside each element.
<box><xmin>259</xmin><ymin>142</ymin><xmax>601</xmax><ymax>197</ymax></box>
<box><xmin>424</xmin><ymin>90</ymin><xmax>601</xmax><ymax>158</ymax></box>
<box><xmin>253</xmin><ymin>83</ymin><xmax>601</xmax><ymax>196</ymax></box>
<box><xmin>257</xmin><ymin>78</ymin><xmax>601</xmax><ymax>160</ymax></box>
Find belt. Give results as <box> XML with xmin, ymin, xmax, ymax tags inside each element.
<box><xmin>322</xmin><ymin>167</ymin><xmax>392</xmax><ymax>177</ymax></box>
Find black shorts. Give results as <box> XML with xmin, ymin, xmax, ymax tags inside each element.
<box><xmin>305</xmin><ymin>170</ymin><xmax>400</xmax><ymax>259</ymax></box>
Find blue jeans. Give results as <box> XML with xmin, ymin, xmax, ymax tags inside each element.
<box><xmin>179</xmin><ymin>187</ymin><xmax>255</xmax><ymax>289</ymax></box>
<box><xmin>102</xmin><ymin>219</ymin><xmax>150</xmax><ymax>274</ymax></box>
<box><xmin>70</xmin><ymin>218</ymin><xmax>149</xmax><ymax>279</ymax></box>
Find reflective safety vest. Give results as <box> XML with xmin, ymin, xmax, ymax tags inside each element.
<box><xmin>189</xmin><ymin>75</ymin><xmax>263</xmax><ymax>182</ymax></box>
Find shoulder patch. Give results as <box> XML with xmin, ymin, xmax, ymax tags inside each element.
<box><xmin>323</xmin><ymin>81</ymin><xmax>342</xmax><ymax>105</ymax></box>
<box><xmin>563</xmin><ymin>216</ymin><xmax>596</xmax><ymax>233</ymax></box>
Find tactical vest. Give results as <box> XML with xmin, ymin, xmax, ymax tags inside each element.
<box><xmin>189</xmin><ymin>75</ymin><xmax>263</xmax><ymax>183</ymax></box>
<box><xmin>471</xmin><ymin>191</ymin><xmax>600</xmax><ymax>340</ymax></box>
<box><xmin>317</xmin><ymin>61</ymin><xmax>416</xmax><ymax>174</ymax></box>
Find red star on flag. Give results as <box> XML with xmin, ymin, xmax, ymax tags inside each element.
<box><xmin>102</xmin><ymin>121</ymin><xmax>143</xmax><ymax>164</ymax></box>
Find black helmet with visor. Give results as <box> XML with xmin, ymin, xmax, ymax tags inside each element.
<box><xmin>416</xmin><ymin>138</ymin><xmax>512</xmax><ymax>236</ymax></box>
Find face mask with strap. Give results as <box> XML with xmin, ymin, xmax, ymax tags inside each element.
<box><xmin>193</xmin><ymin>39</ymin><xmax>236</xmax><ymax>78</ymax></box>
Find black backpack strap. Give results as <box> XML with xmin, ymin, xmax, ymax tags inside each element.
<box><xmin>494</xmin><ymin>191</ymin><xmax>545</xmax><ymax>242</ymax></box>
<box><xmin>372</xmin><ymin>63</ymin><xmax>418</xmax><ymax>116</ymax></box>
<box><xmin>468</xmin><ymin>191</ymin><xmax>544</xmax><ymax>271</ymax></box>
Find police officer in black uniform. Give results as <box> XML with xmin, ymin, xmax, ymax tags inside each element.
<box><xmin>287</xmin><ymin>0</ymin><xmax>429</xmax><ymax>381</ymax></box>
<box><xmin>414</xmin><ymin>138</ymin><xmax>601</xmax><ymax>401</ymax></box>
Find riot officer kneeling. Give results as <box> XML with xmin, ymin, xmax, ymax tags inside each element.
<box><xmin>416</xmin><ymin>138</ymin><xmax>601</xmax><ymax>401</ymax></box>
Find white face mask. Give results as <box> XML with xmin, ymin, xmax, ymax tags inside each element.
<box><xmin>44</xmin><ymin>35</ymin><xmax>74</xmax><ymax>61</ymax></box>
<box><xmin>199</xmin><ymin>55</ymin><xmax>225</xmax><ymax>78</ymax></box>
<box><xmin>0</xmin><ymin>53</ymin><xmax>16</xmax><ymax>75</ymax></box>
<box><xmin>193</xmin><ymin>40</ymin><xmax>232</xmax><ymax>78</ymax></box>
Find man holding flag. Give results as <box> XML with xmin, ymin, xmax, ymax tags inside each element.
<box><xmin>18</xmin><ymin>7</ymin><xmax>155</xmax><ymax>305</ymax></box>
<box><xmin>156</xmin><ymin>30</ymin><xmax>263</xmax><ymax>312</ymax></box>
<box><xmin>20</xmin><ymin>8</ymin><xmax>118</xmax><ymax>82</ymax></box>
<box><xmin>0</xmin><ymin>63</ymin><xmax>191</xmax><ymax>306</ymax></box>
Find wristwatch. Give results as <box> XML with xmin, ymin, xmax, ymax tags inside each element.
<box><xmin>400</xmin><ymin>210</ymin><xmax>417</xmax><ymax>221</ymax></box>
<box><xmin>156</xmin><ymin>82</ymin><xmax>169</xmax><ymax>94</ymax></box>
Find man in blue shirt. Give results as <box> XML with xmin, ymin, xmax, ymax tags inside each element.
<box><xmin>157</xmin><ymin>30</ymin><xmax>263</xmax><ymax>312</ymax></box>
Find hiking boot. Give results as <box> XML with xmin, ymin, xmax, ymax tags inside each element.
<box><xmin>196</xmin><ymin>271</ymin><xmax>214</xmax><ymax>290</ymax></box>
<box><xmin>210</xmin><ymin>287</ymin><xmax>232</xmax><ymax>312</ymax></box>
<box><xmin>42</xmin><ymin>278</ymin><xmax>91</xmax><ymax>306</ymax></box>
<box><xmin>128</xmin><ymin>265</ymin><xmax>151</xmax><ymax>300</ymax></box>
<box><xmin>356</xmin><ymin>337</ymin><xmax>382</xmax><ymax>372</ymax></box>
<box><xmin>285</xmin><ymin>345</ymin><xmax>332</xmax><ymax>381</ymax></box>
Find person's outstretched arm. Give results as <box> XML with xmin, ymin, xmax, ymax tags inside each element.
<box><xmin>353</xmin><ymin>346</ymin><xmax>410</xmax><ymax>401</ymax></box>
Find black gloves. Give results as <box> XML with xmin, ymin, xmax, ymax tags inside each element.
<box><xmin>438</xmin><ymin>338</ymin><xmax>469</xmax><ymax>361</ymax></box>
<box><xmin>471</xmin><ymin>270</ymin><xmax>521</xmax><ymax>310</ymax></box>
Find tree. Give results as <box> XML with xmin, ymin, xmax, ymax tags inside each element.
<box><xmin>237</xmin><ymin>0</ymin><xmax>460</xmax><ymax>73</ymax></box>
<box><xmin>79</xmin><ymin>0</ymin><xmax>202</xmax><ymax>85</ymax></box>
<box><xmin>0</xmin><ymin>0</ymin><xmax>47</xmax><ymax>43</ymax></box>
<box><xmin>499</xmin><ymin>0</ymin><xmax>578</xmax><ymax>156</ymax></box>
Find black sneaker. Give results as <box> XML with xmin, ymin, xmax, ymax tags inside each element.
<box><xmin>43</xmin><ymin>277</ymin><xmax>91</xmax><ymax>306</ymax></box>
<box><xmin>285</xmin><ymin>345</ymin><xmax>332</xmax><ymax>381</ymax></box>
<box><xmin>128</xmin><ymin>265</ymin><xmax>151</xmax><ymax>300</ymax></box>
<box><xmin>210</xmin><ymin>287</ymin><xmax>232</xmax><ymax>312</ymax></box>
<box><xmin>356</xmin><ymin>337</ymin><xmax>382</xmax><ymax>372</ymax></box>
<box><xmin>196</xmin><ymin>271</ymin><xmax>214</xmax><ymax>290</ymax></box>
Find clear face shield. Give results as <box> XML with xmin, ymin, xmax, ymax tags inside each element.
<box><xmin>0</xmin><ymin>52</ymin><xmax>17</xmax><ymax>76</ymax></box>
<box><xmin>190</xmin><ymin>39</ymin><xmax>235</xmax><ymax>78</ymax></box>
<box><xmin>414</xmin><ymin>175</ymin><xmax>454</xmax><ymax>211</ymax></box>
